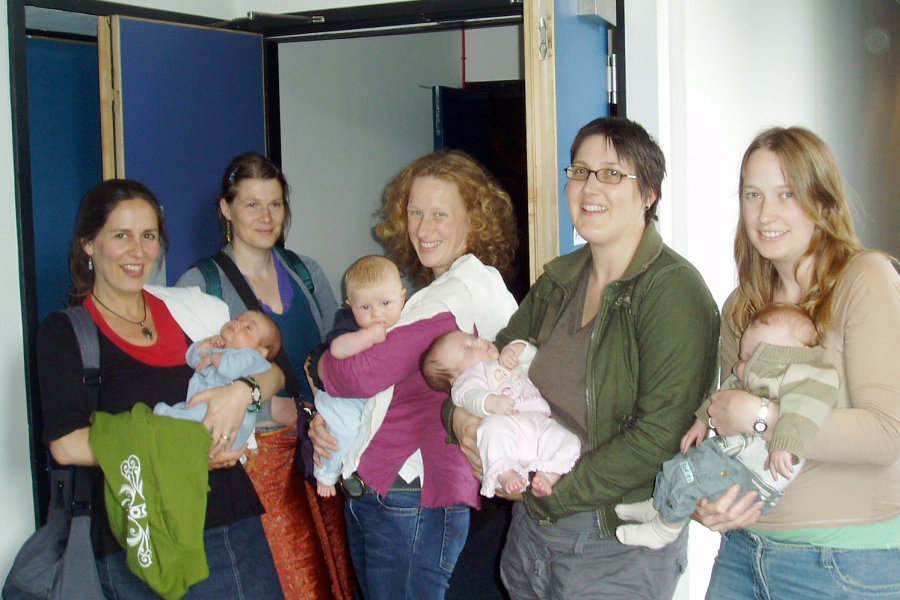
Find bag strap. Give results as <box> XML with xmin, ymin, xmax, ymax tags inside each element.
<box><xmin>61</xmin><ymin>305</ymin><xmax>100</xmax><ymax>394</ymax></box>
<box><xmin>58</xmin><ymin>305</ymin><xmax>100</xmax><ymax>514</ymax></box>
<box><xmin>274</xmin><ymin>246</ymin><xmax>322</xmax><ymax>317</ymax></box>
<box><xmin>194</xmin><ymin>257</ymin><xmax>223</xmax><ymax>300</ymax></box>
<box><xmin>210</xmin><ymin>251</ymin><xmax>304</xmax><ymax>399</ymax></box>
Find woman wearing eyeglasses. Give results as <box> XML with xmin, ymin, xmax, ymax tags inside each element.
<box><xmin>449</xmin><ymin>117</ymin><xmax>720</xmax><ymax>599</ymax></box>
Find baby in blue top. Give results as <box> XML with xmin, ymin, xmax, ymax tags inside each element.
<box><xmin>154</xmin><ymin>310</ymin><xmax>282</xmax><ymax>451</ymax></box>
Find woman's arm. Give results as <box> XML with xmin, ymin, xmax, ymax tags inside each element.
<box><xmin>321</xmin><ymin>312</ymin><xmax>457</xmax><ymax>398</ymax></box>
<box><xmin>450</xmin><ymin>404</ymin><xmax>483</xmax><ymax>477</ymax></box>
<box><xmin>526</xmin><ymin>266</ymin><xmax>721</xmax><ymax>521</ymax></box>
<box><xmin>49</xmin><ymin>428</ymin><xmax>97</xmax><ymax>467</ymax></box>
<box><xmin>715</xmin><ymin>256</ymin><xmax>900</xmax><ymax>466</ymax></box>
<box><xmin>302</xmin><ymin>253</ymin><xmax>340</xmax><ymax>329</ymax></box>
<box><xmin>801</xmin><ymin>256</ymin><xmax>900</xmax><ymax>465</ymax></box>
<box><xmin>38</xmin><ymin>313</ymin><xmax>100</xmax><ymax>466</ymax></box>
<box><xmin>189</xmin><ymin>363</ymin><xmax>285</xmax><ymax>456</ymax></box>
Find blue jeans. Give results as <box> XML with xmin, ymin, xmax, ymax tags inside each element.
<box><xmin>344</xmin><ymin>488</ymin><xmax>470</xmax><ymax>600</ymax></box>
<box><xmin>96</xmin><ymin>516</ymin><xmax>283</xmax><ymax>599</ymax></box>
<box><xmin>707</xmin><ymin>528</ymin><xmax>900</xmax><ymax>599</ymax></box>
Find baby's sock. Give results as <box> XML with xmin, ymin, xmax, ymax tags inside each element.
<box><xmin>614</xmin><ymin>498</ymin><xmax>658</xmax><ymax>523</ymax></box>
<box><xmin>615</xmin><ymin>516</ymin><xmax>683</xmax><ymax>550</ymax></box>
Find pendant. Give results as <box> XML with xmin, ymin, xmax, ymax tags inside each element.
<box><xmin>142</xmin><ymin>326</ymin><xmax>154</xmax><ymax>340</ymax></box>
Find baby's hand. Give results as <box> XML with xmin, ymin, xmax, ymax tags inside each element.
<box><xmin>768</xmin><ymin>449</ymin><xmax>796</xmax><ymax>481</ymax></box>
<box><xmin>196</xmin><ymin>335</ymin><xmax>224</xmax><ymax>353</ymax></box>
<box><xmin>498</xmin><ymin>342</ymin><xmax>526</xmax><ymax>371</ymax></box>
<box><xmin>680</xmin><ymin>418</ymin><xmax>709</xmax><ymax>454</ymax></box>
<box><xmin>367</xmin><ymin>323</ymin><xmax>387</xmax><ymax>344</ymax></box>
<box><xmin>484</xmin><ymin>394</ymin><xmax>516</xmax><ymax>416</ymax></box>
<box><xmin>195</xmin><ymin>352</ymin><xmax>224</xmax><ymax>372</ymax></box>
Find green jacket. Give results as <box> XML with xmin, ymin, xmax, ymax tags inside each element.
<box><xmin>496</xmin><ymin>225</ymin><xmax>720</xmax><ymax>535</ymax></box>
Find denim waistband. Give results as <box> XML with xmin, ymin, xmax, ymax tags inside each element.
<box><xmin>340</xmin><ymin>472</ymin><xmax>421</xmax><ymax>498</ymax></box>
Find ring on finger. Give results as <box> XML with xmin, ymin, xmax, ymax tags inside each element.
<box><xmin>221</xmin><ymin>434</ymin><xmax>230</xmax><ymax>441</ymax></box>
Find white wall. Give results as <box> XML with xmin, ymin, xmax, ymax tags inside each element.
<box><xmin>279</xmin><ymin>31</ymin><xmax>463</xmax><ymax>297</ymax></box>
<box><xmin>629</xmin><ymin>0</ymin><xmax>899</xmax><ymax>308</ymax></box>
<box><xmin>0</xmin><ymin>0</ymin><xmax>34</xmax><ymax>580</ymax></box>
<box><xmin>465</xmin><ymin>25</ymin><xmax>523</xmax><ymax>83</ymax></box>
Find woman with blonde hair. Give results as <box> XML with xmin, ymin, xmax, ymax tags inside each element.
<box><xmin>697</xmin><ymin>127</ymin><xmax>900</xmax><ymax>599</ymax></box>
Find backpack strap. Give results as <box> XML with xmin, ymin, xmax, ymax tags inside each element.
<box><xmin>210</xmin><ymin>251</ymin><xmax>305</xmax><ymax>399</ymax></box>
<box><xmin>194</xmin><ymin>257</ymin><xmax>223</xmax><ymax>300</ymax></box>
<box><xmin>58</xmin><ymin>305</ymin><xmax>101</xmax><ymax>513</ymax></box>
<box><xmin>274</xmin><ymin>246</ymin><xmax>322</xmax><ymax>317</ymax></box>
<box><xmin>60</xmin><ymin>306</ymin><xmax>100</xmax><ymax>396</ymax></box>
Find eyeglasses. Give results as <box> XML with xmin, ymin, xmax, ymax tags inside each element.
<box><xmin>564</xmin><ymin>166</ymin><xmax>638</xmax><ymax>184</ymax></box>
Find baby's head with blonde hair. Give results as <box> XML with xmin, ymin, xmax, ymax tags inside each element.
<box><xmin>344</xmin><ymin>255</ymin><xmax>406</xmax><ymax>330</ymax></box>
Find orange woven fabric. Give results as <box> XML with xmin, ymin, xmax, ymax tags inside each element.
<box><xmin>245</xmin><ymin>428</ymin><xmax>356</xmax><ymax>600</ymax></box>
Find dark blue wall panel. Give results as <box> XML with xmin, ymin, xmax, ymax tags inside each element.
<box><xmin>27</xmin><ymin>37</ymin><xmax>102</xmax><ymax>321</ymax></box>
<box><xmin>116</xmin><ymin>18</ymin><xmax>265</xmax><ymax>282</ymax></box>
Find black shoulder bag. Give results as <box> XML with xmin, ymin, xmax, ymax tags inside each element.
<box><xmin>3</xmin><ymin>307</ymin><xmax>105</xmax><ymax>600</ymax></box>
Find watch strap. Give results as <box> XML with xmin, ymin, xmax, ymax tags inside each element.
<box><xmin>753</xmin><ymin>397</ymin><xmax>770</xmax><ymax>433</ymax></box>
<box><xmin>236</xmin><ymin>375</ymin><xmax>262</xmax><ymax>412</ymax></box>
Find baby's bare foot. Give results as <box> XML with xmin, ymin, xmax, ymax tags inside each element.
<box><xmin>531</xmin><ymin>471</ymin><xmax>561</xmax><ymax>497</ymax></box>
<box><xmin>497</xmin><ymin>469</ymin><xmax>528</xmax><ymax>494</ymax></box>
<box><xmin>317</xmin><ymin>482</ymin><xmax>336</xmax><ymax>498</ymax></box>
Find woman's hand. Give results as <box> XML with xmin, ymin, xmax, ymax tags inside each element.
<box><xmin>309</xmin><ymin>413</ymin><xmax>338</xmax><ymax>467</ymax></box>
<box><xmin>495</xmin><ymin>489</ymin><xmax>524</xmax><ymax>502</ymax></box>
<box><xmin>707</xmin><ymin>389</ymin><xmax>767</xmax><ymax>435</ymax></box>
<box><xmin>452</xmin><ymin>405</ymin><xmax>483</xmax><ymax>478</ymax></box>
<box><xmin>208</xmin><ymin>444</ymin><xmax>248</xmax><ymax>470</ymax></box>
<box><xmin>693</xmin><ymin>485</ymin><xmax>764</xmax><ymax>532</ymax></box>
<box><xmin>189</xmin><ymin>381</ymin><xmax>252</xmax><ymax>457</ymax></box>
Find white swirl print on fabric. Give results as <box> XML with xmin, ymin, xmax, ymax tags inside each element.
<box><xmin>118</xmin><ymin>454</ymin><xmax>153</xmax><ymax>568</ymax></box>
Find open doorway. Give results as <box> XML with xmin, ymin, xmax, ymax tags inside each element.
<box><xmin>272</xmin><ymin>23</ymin><xmax>526</xmax><ymax>300</ymax></box>
<box><xmin>436</xmin><ymin>80</ymin><xmax>528</xmax><ymax>302</ymax></box>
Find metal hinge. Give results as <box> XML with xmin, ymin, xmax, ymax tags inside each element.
<box><xmin>538</xmin><ymin>16</ymin><xmax>550</xmax><ymax>60</ymax></box>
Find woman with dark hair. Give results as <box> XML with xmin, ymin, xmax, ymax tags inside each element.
<box><xmin>176</xmin><ymin>152</ymin><xmax>355</xmax><ymax>599</ymax></box>
<box><xmin>38</xmin><ymin>179</ymin><xmax>283</xmax><ymax>598</ymax></box>
<box><xmin>696</xmin><ymin>127</ymin><xmax>900</xmax><ymax>599</ymax></box>
<box><xmin>450</xmin><ymin>117</ymin><xmax>720</xmax><ymax>599</ymax></box>
<box><xmin>310</xmin><ymin>149</ymin><xmax>519</xmax><ymax>600</ymax></box>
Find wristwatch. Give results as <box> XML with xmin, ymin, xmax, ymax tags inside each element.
<box><xmin>753</xmin><ymin>397</ymin><xmax>770</xmax><ymax>434</ymax></box>
<box><xmin>235</xmin><ymin>376</ymin><xmax>262</xmax><ymax>412</ymax></box>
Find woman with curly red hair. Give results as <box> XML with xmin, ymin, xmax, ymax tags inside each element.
<box><xmin>310</xmin><ymin>150</ymin><xmax>519</xmax><ymax>600</ymax></box>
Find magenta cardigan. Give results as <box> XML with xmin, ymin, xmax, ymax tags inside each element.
<box><xmin>321</xmin><ymin>311</ymin><xmax>480</xmax><ymax>508</ymax></box>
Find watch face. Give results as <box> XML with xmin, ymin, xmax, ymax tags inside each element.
<box><xmin>754</xmin><ymin>420</ymin><xmax>767</xmax><ymax>433</ymax></box>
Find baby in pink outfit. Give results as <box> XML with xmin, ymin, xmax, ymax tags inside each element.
<box><xmin>423</xmin><ymin>331</ymin><xmax>581</xmax><ymax>497</ymax></box>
